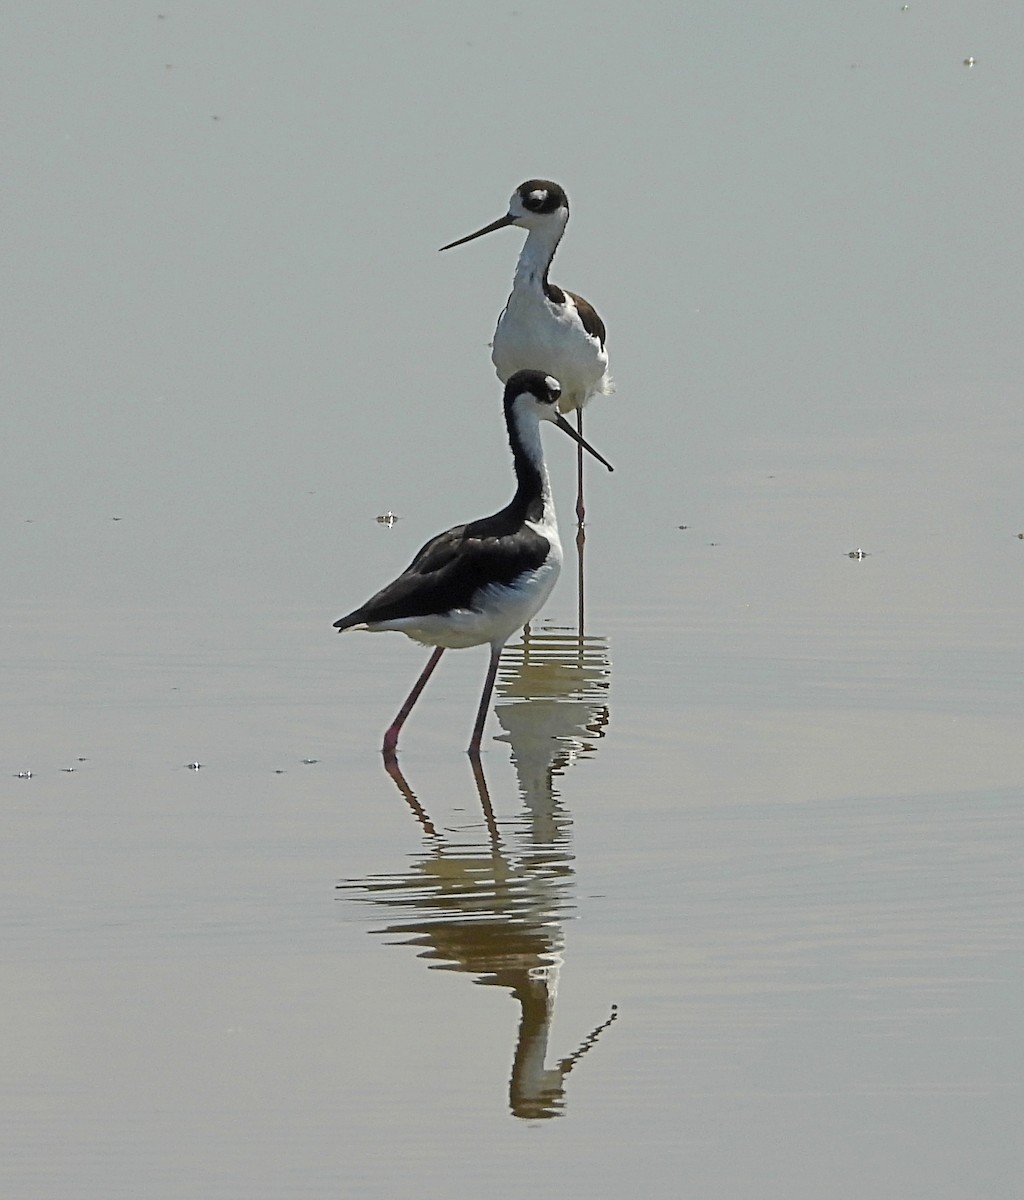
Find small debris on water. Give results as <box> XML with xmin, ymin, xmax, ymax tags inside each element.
<box><xmin>302</xmin><ymin>758</ymin><xmax>319</xmax><ymax>765</ymax></box>
<box><xmin>186</xmin><ymin>761</ymin><xmax>203</xmax><ymax>770</ymax></box>
<box><xmin>677</xmin><ymin>525</ymin><xmax>689</xmax><ymax>531</ymax></box>
<box><xmin>847</xmin><ymin>548</ymin><xmax>870</xmax><ymax>560</ymax></box>
<box><xmin>376</xmin><ymin>511</ymin><xmax>399</xmax><ymax>527</ymax></box>
<box><xmin>963</xmin><ymin>57</ymin><xmax>975</xmax><ymax>67</ymax></box>
<box><xmin>62</xmin><ymin>767</ymin><xmax>76</xmax><ymax>773</ymax></box>
<box><xmin>15</xmin><ymin>771</ymin><xmax>33</xmax><ymax>779</ymax></box>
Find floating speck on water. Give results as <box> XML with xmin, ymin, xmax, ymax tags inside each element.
<box><xmin>963</xmin><ymin>56</ymin><xmax>975</xmax><ymax>67</ymax></box>
<box><xmin>78</xmin><ymin>757</ymin><xmax>88</xmax><ymax>762</ymax></box>
<box><xmin>847</xmin><ymin>548</ymin><xmax>870</xmax><ymax>560</ymax></box>
<box><xmin>15</xmin><ymin>771</ymin><xmax>33</xmax><ymax>779</ymax></box>
<box><xmin>186</xmin><ymin>762</ymin><xmax>202</xmax><ymax>770</ymax></box>
<box><xmin>302</xmin><ymin>758</ymin><xmax>319</xmax><ymax>765</ymax></box>
<box><xmin>274</xmin><ymin>769</ymin><xmax>286</xmax><ymax>774</ymax></box>
<box><xmin>376</xmin><ymin>511</ymin><xmax>399</xmax><ymax>527</ymax></box>
<box><xmin>677</xmin><ymin>525</ymin><xmax>689</xmax><ymax>531</ymax></box>
<box><xmin>62</xmin><ymin>767</ymin><xmax>76</xmax><ymax>773</ymax></box>
<box><xmin>1017</xmin><ymin>533</ymin><xmax>1023</xmax><ymax>540</ymax></box>
<box><xmin>111</xmin><ymin>516</ymin><xmax>122</xmax><ymax>521</ymax></box>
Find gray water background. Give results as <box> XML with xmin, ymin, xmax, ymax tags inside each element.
<box><xmin>3</xmin><ymin>3</ymin><xmax>1023</xmax><ymax>1197</ymax></box>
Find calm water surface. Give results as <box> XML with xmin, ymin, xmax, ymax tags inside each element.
<box><xmin>4</xmin><ymin>459</ymin><xmax>1022</xmax><ymax>1197</ymax></box>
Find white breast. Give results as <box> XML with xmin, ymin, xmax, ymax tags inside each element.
<box><xmin>492</xmin><ymin>292</ymin><xmax>612</xmax><ymax>414</ymax></box>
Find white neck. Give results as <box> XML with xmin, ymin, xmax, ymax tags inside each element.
<box><xmin>512</xmin><ymin>221</ymin><xmax>565</xmax><ymax>291</ymax></box>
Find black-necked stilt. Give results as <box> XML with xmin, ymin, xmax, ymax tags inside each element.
<box><xmin>334</xmin><ymin>370</ymin><xmax>613</xmax><ymax>759</ymax></box>
<box><xmin>440</xmin><ymin>179</ymin><xmax>613</xmax><ymax>525</ymax></box>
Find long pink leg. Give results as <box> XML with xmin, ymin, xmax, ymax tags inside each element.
<box><xmin>575</xmin><ymin>407</ymin><xmax>586</xmax><ymax>525</ymax></box>
<box><xmin>382</xmin><ymin>646</ymin><xmax>444</xmax><ymax>760</ymax></box>
<box><xmin>467</xmin><ymin>642</ymin><xmax>503</xmax><ymax>757</ymax></box>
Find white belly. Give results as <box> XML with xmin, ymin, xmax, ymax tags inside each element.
<box><xmin>492</xmin><ymin>293</ymin><xmax>612</xmax><ymax>413</ymax></box>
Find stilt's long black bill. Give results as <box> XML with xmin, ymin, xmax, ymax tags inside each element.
<box><xmin>554</xmin><ymin>413</ymin><xmax>614</xmax><ymax>472</ymax></box>
<box><xmin>439</xmin><ymin>213</ymin><xmax>516</xmax><ymax>251</ymax></box>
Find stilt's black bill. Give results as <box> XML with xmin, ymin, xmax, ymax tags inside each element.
<box><xmin>439</xmin><ymin>214</ymin><xmax>516</xmax><ymax>251</ymax></box>
<box><xmin>554</xmin><ymin>414</ymin><xmax>614</xmax><ymax>472</ymax></box>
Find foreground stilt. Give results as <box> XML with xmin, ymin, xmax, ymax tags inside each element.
<box><xmin>333</xmin><ymin>372</ymin><xmax>611</xmax><ymax>756</ymax></box>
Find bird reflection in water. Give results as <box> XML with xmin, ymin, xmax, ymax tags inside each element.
<box><xmin>339</xmin><ymin>622</ymin><xmax>614</xmax><ymax>1119</ymax></box>
<box><xmin>495</xmin><ymin>620</ymin><xmax>610</xmax><ymax>801</ymax></box>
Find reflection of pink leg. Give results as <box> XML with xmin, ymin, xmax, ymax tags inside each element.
<box><xmin>468</xmin><ymin>642</ymin><xmax>503</xmax><ymax>757</ymax></box>
<box><xmin>575</xmin><ymin>408</ymin><xmax>586</xmax><ymax>525</ymax></box>
<box><xmin>381</xmin><ymin>756</ymin><xmax>439</xmax><ymax>839</ymax></box>
<box><xmin>382</xmin><ymin>646</ymin><xmax>444</xmax><ymax>760</ymax></box>
<box><xmin>467</xmin><ymin>754</ymin><xmax>501</xmax><ymax>846</ymax></box>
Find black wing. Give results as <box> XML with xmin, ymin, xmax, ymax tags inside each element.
<box><xmin>567</xmin><ymin>290</ymin><xmax>607</xmax><ymax>347</ymax></box>
<box><xmin>334</xmin><ymin>516</ymin><xmax>549</xmax><ymax>630</ymax></box>
<box><xmin>541</xmin><ymin>281</ymin><xmax>606</xmax><ymax>348</ymax></box>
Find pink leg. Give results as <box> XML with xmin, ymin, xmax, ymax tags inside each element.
<box><xmin>467</xmin><ymin>642</ymin><xmax>503</xmax><ymax>757</ymax></box>
<box><xmin>575</xmin><ymin>408</ymin><xmax>586</xmax><ymax>525</ymax></box>
<box><xmin>382</xmin><ymin>646</ymin><xmax>444</xmax><ymax>760</ymax></box>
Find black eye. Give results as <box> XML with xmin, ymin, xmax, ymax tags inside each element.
<box><xmin>523</xmin><ymin>189</ymin><xmax>548</xmax><ymax>211</ymax></box>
